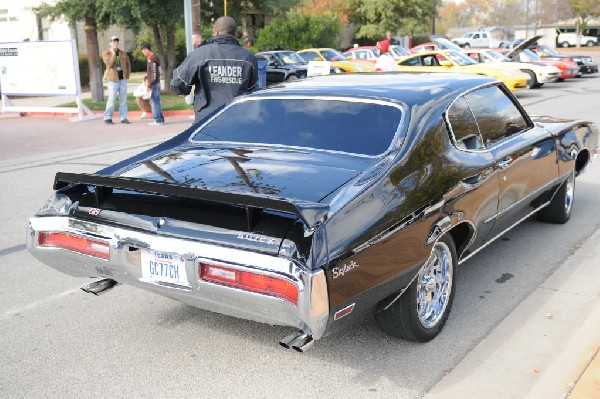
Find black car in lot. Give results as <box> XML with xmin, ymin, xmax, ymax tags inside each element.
<box><xmin>27</xmin><ymin>73</ymin><xmax>598</xmax><ymax>352</ymax></box>
<box><xmin>255</xmin><ymin>51</ymin><xmax>311</xmax><ymax>85</ymax></box>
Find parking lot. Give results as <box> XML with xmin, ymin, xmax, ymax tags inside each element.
<box><xmin>1</xmin><ymin>60</ymin><xmax>599</xmax><ymax>398</ymax></box>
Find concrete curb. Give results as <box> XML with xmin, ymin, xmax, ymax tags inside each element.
<box><xmin>424</xmin><ymin>228</ymin><xmax>600</xmax><ymax>399</ymax></box>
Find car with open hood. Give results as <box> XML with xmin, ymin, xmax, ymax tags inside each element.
<box><xmin>463</xmin><ymin>48</ymin><xmax>561</xmax><ymax>88</ymax></box>
<box><xmin>27</xmin><ymin>73</ymin><xmax>598</xmax><ymax>351</ymax></box>
<box><xmin>498</xmin><ymin>47</ymin><xmax>579</xmax><ymax>81</ymax></box>
<box><xmin>532</xmin><ymin>43</ymin><xmax>598</xmax><ymax>75</ymax></box>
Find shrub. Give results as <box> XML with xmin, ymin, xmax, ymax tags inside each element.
<box><xmin>255</xmin><ymin>10</ymin><xmax>342</xmax><ymax>51</ymax></box>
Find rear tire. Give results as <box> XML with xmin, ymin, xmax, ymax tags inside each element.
<box><xmin>375</xmin><ymin>234</ymin><xmax>457</xmax><ymax>342</ymax></box>
<box><xmin>537</xmin><ymin>169</ymin><xmax>575</xmax><ymax>224</ymax></box>
<box><xmin>286</xmin><ymin>75</ymin><xmax>298</xmax><ymax>81</ymax></box>
<box><xmin>560</xmin><ymin>42</ymin><xmax>570</xmax><ymax>48</ymax></box>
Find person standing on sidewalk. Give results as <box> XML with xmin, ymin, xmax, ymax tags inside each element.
<box><xmin>140</xmin><ymin>42</ymin><xmax>165</xmax><ymax>126</ymax></box>
<box><xmin>374</xmin><ymin>40</ymin><xmax>398</xmax><ymax>72</ymax></box>
<box><xmin>102</xmin><ymin>36</ymin><xmax>131</xmax><ymax>124</ymax></box>
<box><xmin>170</xmin><ymin>16</ymin><xmax>258</xmax><ymax>122</ymax></box>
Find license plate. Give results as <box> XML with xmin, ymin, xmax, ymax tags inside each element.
<box><xmin>141</xmin><ymin>250</ymin><xmax>190</xmax><ymax>287</ymax></box>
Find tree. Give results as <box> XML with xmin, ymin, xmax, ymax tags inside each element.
<box><xmin>485</xmin><ymin>0</ymin><xmax>526</xmax><ymax>27</ymax></box>
<box><xmin>348</xmin><ymin>0</ymin><xmax>442</xmax><ymax>40</ymax></box>
<box><xmin>104</xmin><ymin>0</ymin><xmax>182</xmax><ymax>92</ymax></box>
<box><xmin>254</xmin><ymin>10</ymin><xmax>341</xmax><ymax>51</ymax></box>
<box><xmin>437</xmin><ymin>2</ymin><xmax>471</xmax><ymax>34</ymax></box>
<box><xmin>35</xmin><ymin>0</ymin><xmax>108</xmax><ymax>102</ymax></box>
<box><xmin>298</xmin><ymin>0</ymin><xmax>353</xmax><ymax>23</ymax></box>
<box><xmin>571</xmin><ymin>0</ymin><xmax>600</xmax><ymax>47</ymax></box>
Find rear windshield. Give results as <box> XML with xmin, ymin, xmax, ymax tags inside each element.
<box><xmin>191</xmin><ymin>98</ymin><xmax>403</xmax><ymax>156</ymax></box>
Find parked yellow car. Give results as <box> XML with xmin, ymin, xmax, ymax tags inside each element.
<box><xmin>397</xmin><ymin>50</ymin><xmax>529</xmax><ymax>91</ymax></box>
<box><xmin>297</xmin><ymin>48</ymin><xmax>375</xmax><ymax>72</ymax></box>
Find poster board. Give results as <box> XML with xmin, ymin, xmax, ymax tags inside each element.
<box><xmin>307</xmin><ymin>61</ymin><xmax>331</xmax><ymax>77</ymax></box>
<box><xmin>0</xmin><ymin>40</ymin><xmax>95</xmax><ymax>121</ymax></box>
<box><xmin>0</xmin><ymin>40</ymin><xmax>79</xmax><ymax>96</ymax></box>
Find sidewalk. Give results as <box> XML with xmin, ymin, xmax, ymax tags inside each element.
<box><xmin>425</xmin><ymin>227</ymin><xmax>600</xmax><ymax>399</ymax></box>
<box><xmin>0</xmin><ymin>81</ymin><xmax>193</xmax><ymax>120</ymax></box>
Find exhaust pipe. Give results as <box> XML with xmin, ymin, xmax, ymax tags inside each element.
<box><xmin>81</xmin><ymin>278</ymin><xmax>118</xmax><ymax>296</ymax></box>
<box><xmin>279</xmin><ymin>331</ymin><xmax>314</xmax><ymax>352</ymax></box>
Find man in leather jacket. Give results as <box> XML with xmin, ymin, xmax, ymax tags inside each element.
<box><xmin>170</xmin><ymin>16</ymin><xmax>258</xmax><ymax>122</ymax></box>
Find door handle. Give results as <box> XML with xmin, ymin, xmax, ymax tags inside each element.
<box><xmin>497</xmin><ymin>157</ymin><xmax>513</xmax><ymax>169</ymax></box>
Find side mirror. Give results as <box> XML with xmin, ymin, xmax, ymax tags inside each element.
<box><xmin>439</xmin><ymin>60</ymin><xmax>452</xmax><ymax>67</ymax></box>
<box><xmin>268</xmin><ymin>60</ymin><xmax>277</xmax><ymax>67</ymax></box>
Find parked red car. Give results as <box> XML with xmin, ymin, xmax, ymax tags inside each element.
<box><xmin>343</xmin><ymin>46</ymin><xmax>378</xmax><ymax>63</ymax></box>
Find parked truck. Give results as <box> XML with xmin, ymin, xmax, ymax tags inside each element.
<box><xmin>452</xmin><ymin>31</ymin><xmax>501</xmax><ymax>48</ymax></box>
<box><xmin>556</xmin><ymin>33</ymin><xmax>598</xmax><ymax>48</ymax></box>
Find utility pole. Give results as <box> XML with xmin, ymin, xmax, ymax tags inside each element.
<box><xmin>184</xmin><ymin>0</ymin><xmax>201</xmax><ymax>54</ymax></box>
<box><xmin>192</xmin><ymin>0</ymin><xmax>201</xmax><ymax>36</ymax></box>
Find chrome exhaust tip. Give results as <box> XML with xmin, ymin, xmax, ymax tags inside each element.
<box><xmin>279</xmin><ymin>332</ymin><xmax>301</xmax><ymax>349</ymax></box>
<box><xmin>291</xmin><ymin>334</ymin><xmax>314</xmax><ymax>352</ymax></box>
<box><xmin>81</xmin><ymin>278</ymin><xmax>118</xmax><ymax>296</ymax></box>
<box><xmin>279</xmin><ymin>331</ymin><xmax>314</xmax><ymax>352</ymax></box>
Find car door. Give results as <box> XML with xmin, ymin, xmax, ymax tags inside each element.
<box><xmin>445</xmin><ymin>95</ymin><xmax>499</xmax><ymax>251</ymax></box>
<box><xmin>465</xmin><ymin>85</ymin><xmax>559</xmax><ymax>239</ymax></box>
<box><xmin>264</xmin><ymin>54</ymin><xmax>285</xmax><ymax>84</ymax></box>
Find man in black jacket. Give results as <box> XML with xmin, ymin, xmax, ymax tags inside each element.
<box><xmin>170</xmin><ymin>16</ymin><xmax>258</xmax><ymax>122</ymax></box>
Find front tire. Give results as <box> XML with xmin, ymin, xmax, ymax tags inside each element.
<box><xmin>537</xmin><ymin>169</ymin><xmax>575</xmax><ymax>224</ymax></box>
<box><xmin>586</xmin><ymin>41</ymin><xmax>595</xmax><ymax>47</ymax></box>
<box><xmin>375</xmin><ymin>234</ymin><xmax>457</xmax><ymax>342</ymax></box>
<box><xmin>522</xmin><ymin>70</ymin><xmax>537</xmax><ymax>89</ymax></box>
<box><xmin>560</xmin><ymin>41</ymin><xmax>570</xmax><ymax>48</ymax></box>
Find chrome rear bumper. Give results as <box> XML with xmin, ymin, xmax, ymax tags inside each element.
<box><xmin>27</xmin><ymin>216</ymin><xmax>329</xmax><ymax>340</ymax></box>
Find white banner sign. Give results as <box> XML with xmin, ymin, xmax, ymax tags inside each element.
<box><xmin>0</xmin><ymin>40</ymin><xmax>79</xmax><ymax>96</ymax></box>
<box><xmin>307</xmin><ymin>61</ymin><xmax>331</xmax><ymax>77</ymax></box>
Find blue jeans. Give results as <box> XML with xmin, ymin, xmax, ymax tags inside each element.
<box><xmin>104</xmin><ymin>79</ymin><xmax>128</xmax><ymax>121</ymax></box>
<box><xmin>150</xmin><ymin>82</ymin><xmax>164</xmax><ymax>123</ymax></box>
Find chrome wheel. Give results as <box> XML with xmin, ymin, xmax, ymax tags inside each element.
<box><xmin>537</xmin><ymin>168</ymin><xmax>575</xmax><ymax>224</ymax></box>
<box><xmin>564</xmin><ymin>176</ymin><xmax>574</xmax><ymax>215</ymax></box>
<box><xmin>417</xmin><ymin>241</ymin><xmax>453</xmax><ymax>329</ymax></box>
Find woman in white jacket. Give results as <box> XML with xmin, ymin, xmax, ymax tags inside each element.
<box><xmin>375</xmin><ymin>40</ymin><xmax>398</xmax><ymax>72</ymax></box>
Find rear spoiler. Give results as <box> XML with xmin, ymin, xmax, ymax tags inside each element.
<box><xmin>54</xmin><ymin>172</ymin><xmax>329</xmax><ymax>230</ymax></box>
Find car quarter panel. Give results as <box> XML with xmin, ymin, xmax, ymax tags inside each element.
<box><xmin>320</xmin><ymin>86</ymin><xmax>502</xmax><ymax>330</ymax></box>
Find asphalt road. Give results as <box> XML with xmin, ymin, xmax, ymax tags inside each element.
<box><xmin>1</xmin><ymin>68</ymin><xmax>599</xmax><ymax>398</ymax></box>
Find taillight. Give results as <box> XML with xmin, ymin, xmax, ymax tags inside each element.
<box><xmin>199</xmin><ymin>263</ymin><xmax>298</xmax><ymax>305</ymax></box>
<box><xmin>38</xmin><ymin>232</ymin><xmax>110</xmax><ymax>260</ymax></box>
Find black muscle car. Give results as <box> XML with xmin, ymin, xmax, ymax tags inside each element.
<box><xmin>27</xmin><ymin>73</ymin><xmax>599</xmax><ymax>352</ymax></box>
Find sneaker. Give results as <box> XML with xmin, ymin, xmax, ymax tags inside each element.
<box><xmin>121</xmin><ymin>119</ymin><xmax>130</xmax><ymax>124</ymax></box>
<box><xmin>104</xmin><ymin>119</ymin><xmax>113</xmax><ymax>124</ymax></box>
<box><xmin>140</xmin><ymin>112</ymin><xmax>147</xmax><ymax>120</ymax></box>
<box><xmin>148</xmin><ymin>121</ymin><xmax>165</xmax><ymax>126</ymax></box>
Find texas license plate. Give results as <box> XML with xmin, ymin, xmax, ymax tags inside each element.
<box><xmin>141</xmin><ymin>250</ymin><xmax>190</xmax><ymax>287</ymax></box>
